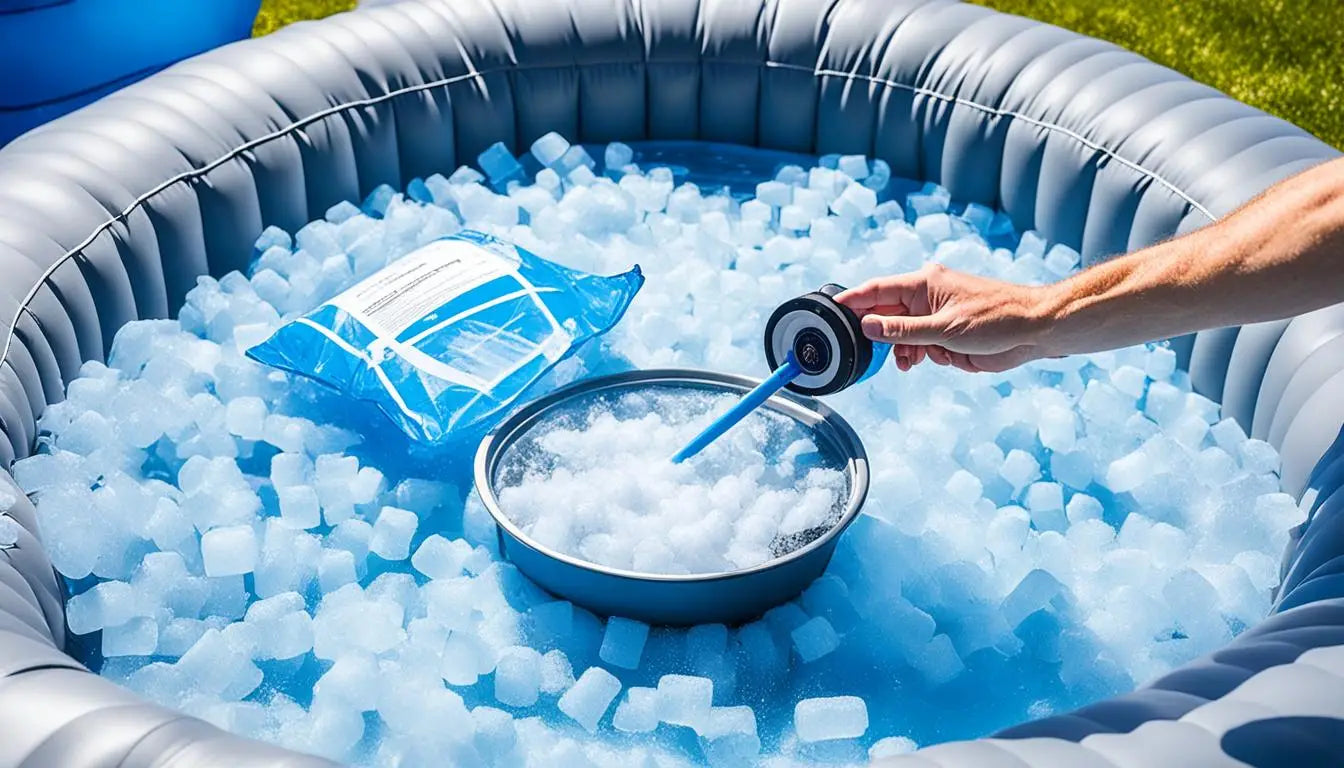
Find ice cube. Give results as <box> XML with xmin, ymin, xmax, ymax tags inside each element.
<box><xmin>862</xmin><ymin>158</ymin><xmax>892</xmax><ymax>192</ymax></box>
<box><xmin>1145</xmin><ymin>345</ymin><xmax>1178</xmax><ymax>381</ymax></box>
<box><xmin>296</xmin><ymin>221</ymin><xmax>343</xmax><ymax>260</ymax></box>
<box><xmin>657</xmin><ymin>674</ymin><xmax>713</xmax><ymax>728</ymax></box>
<box><xmin>907</xmin><ymin>193</ymin><xmax>947</xmax><ymax>218</ymax></box>
<box><xmin>558</xmin><ymin>667</ymin><xmax>621</xmax><ymax>733</ymax></box>
<box><xmin>1183</xmin><ymin>392</ymin><xmax>1221</xmax><ymax>424</ymax></box>
<box><xmin>1038</xmin><ymin>407</ymin><xmax>1077</xmax><ymax>452</ymax></box>
<box><xmin>349</xmin><ymin>466</ymin><xmax>384</xmax><ymax>505</ymax></box>
<box><xmin>604</xmin><ymin>142</ymin><xmax>634</xmax><ymax>170</ymax></box>
<box><xmin>66</xmin><ymin>580</ymin><xmax>139</xmax><ymax>635</ymax></box>
<box><xmin>478</xmin><ymin>142</ymin><xmax>526</xmax><ymax>187</ymax></box>
<box><xmin>957</xmin><ymin>203</ymin><xmax>992</xmax><ymax>234</ymax></box>
<box><xmin>774</xmin><ymin>164</ymin><xmax>808</xmax><ymax>186</ymax></box>
<box><xmin>801</xmin><ymin>576</ymin><xmax>859</xmax><ymax>633</ymax></box>
<box><xmin>944</xmin><ymin>469</ymin><xmax>983</xmax><ymax>505</ymax></box>
<box><xmin>873</xmin><ymin>200</ymin><xmax>905</xmax><ymax>225</ymax></box>
<box><xmin>244</xmin><ymin>592</ymin><xmax>313</xmax><ymax>660</ymax></box>
<box><xmin>1024</xmin><ymin>482</ymin><xmax>1066</xmax><ymax>532</ymax></box>
<box><xmin>324</xmin><ymin>200</ymin><xmax>361</xmax><ymax>225</ymax></box>
<box><xmin>1015</xmin><ymin>229</ymin><xmax>1046</xmax><ymax>258</ymax></box>
<box><xmin>224</xmin><ymin>396</ymin><xmax>267</xmax><ymax>440</ymax></box>
<box><xmin>756</xmin><ymin>181</ymin><xmax>792</xmax><ymax>208</ymax></box>
<box><xmin>869</xmin><ymin>736</ymin><xmax>918</xmax><ymax>759</ymax></box>
<box><xmin>792</xmin><ymin>187</ymin><xmax>828</xmax><ymax>219</ymax></box>
<box><xmin>317</xmin><ymin>549</ymin><xmax>356</xmax><ymax>593</ymax></box>
<box><xmin>277</xmin><ymin>485</ymin><xmax>321</xmax><ymax>530</ymax></box>
<box><xmin>391</xmin><ymin>477</ymin><xmax>459</xmax><ymax>514</ymax></box>
<box><xmin>556</xmin><ymin>145</ymin><xmax>597</xmax><ymax>177</ymax></box>
<box><xmin>176</xmin><ymin>628</ymin><xmax>263</xmax><ymax>700</ymax></box>
<box><xmin>361</xmin><ymin>184</ymin><xmax>398</xmax><ymax>216</ymax></box>
<box><xmin>739</xmin><ymin>199</ymin><xmax>772</xmax><ymax>223</ymax></box>
<box><xmin>1065</xmin><ymin>493</ymin><xmax>1103</xmax><ymax>524</ymax></box>
<box><xmin>779</xmin><ymin>205</ymin><xmax>809</xmax><ymax>231</ymax></box>
<box><xmin>794</xmin><ymin>696</ymin><xmax>868</xmax><ymax>742</ymax></box>
<box><xmin>411</xmin><ymin>534</ymin><xmax>473</xmax><ymax>580</ymax></box>
<box><xmin>790</xmin><ymin>616</ymin><xmax>840</xmax><ymax>663</ymax></box>
<box><xmin>1043</xmin><ymin>244</ymin><xmax>1080</xmax><ymax>276</ymax></box>
<box><xmin>269</xmin><ymin>452</ymin><xmax>309</xmax><ymax>490</ymax></box>
<box><xmin>1239</xmin><ymin>439</ymin><xmax>1280</xmax><ymax>474</ymax></box>
<box><xmin>915</xmin><ymin>213</ymin><xmax>953</xmax><ymax>243</ymax></box>
<box><xmin>830</xmin><ymin>183</ymin><xmax>877</xmax><ymax>219</ymax></box>
<box><xmin>540</xmin><ymin>649</ymin><xmax>575</xmax><ymax>694</ymax></box>
<box><xmin>327</xmin><ymin>519</ymin><xmax>371</xmax><ymax>566</ymax></box>
<box><xmin>1234</xmin><ymin>551</ymin><xmax>1281</xmax><ymax>591</ymax></box>
<box><xmin>311</xmin><ymin>588</ymin><xmax>405</xmax><ymax>660</ymax></box>
<box><xmin>531</xmin><ymin>132</ymin><xmax>571</xmax><ymax>168</ymax></box>
<box><xmin>253</xmin><ymin>225</ymin><xmax>292</xmax><ymax>254</ymax></box>
<box><xmin>836</xmin><ymin>155</ymin><xmax>868</xmax><ymax>180</ymax></box>
<box><xmin>598</xmin><ymin>617</ymin><xmax>650</xmax><ymax>670</ymax></box>
<box><xmin>1051</xmin><ymin>450</ymin><xmax>1094</xmax><ymax>491</ymax></box>
<box><xmin>440</xmin><ymin>631</ymin><xmax>487</xmax><ymax>687</ymax></box>
<box><xmin>1144</xmin><ymin>381</ymin><xmax>1185</xmax><ymax>426</ymax></box>
<box><xmin>1002</xmin><ymin>569</ymin><xmax>1064</xmax><ymax>628</ymax></box>
<box><xmin>1104</xmin><ymin>449</ymin><xmax>1150</xmax><ymax>494</ymax></box>
<box><xmin>102</xmin><ymin>616</ymin><xmax>158</xmax><ymax>657</ymax></box>
<box><xmin>201</xmin><ymin>525</ymin><xmax>258</xmax><ymax>577</ymax></box>
<box><xmin>909</xmin><ymin>634</ymin><xmax>964</xmax><ymax>685</ymax></box>
<box><xmin>1211</xmin><ymin>418</ymin><xmax>1249</xmax><ymax>452</ymax></box>
<box><xmin>698</xmin><ymin>706</ymin><xmax>761</xmax><ymax>766</ymax></box>
<box><xmin>494</xmin><ymin>646</ymin><xmax>543</xmax><ymax>707</ymax></box>
<box><xmin>472</xmin><ymin>706</ymin><xmax>518</xmax><ymax>759</ymax></box>
<box><xmin>1254</xmin><ymin>492</ymin><xmax>1306</xmax><ymax>531</ymax></box>
<box><xmin>1000</xmin><ymin>449</ymin><xmax>1042</xmax><ymax>494</ymax></box>
<box><xmin>370</xmin><ymin>506</ymin><xmax>418</xmax><ymax>561</ymax></box>
<box><xmin>613</xmin><ymin>686</ymin><xmax>659</xmax><ymax>733</ymax></box>
<box><xmin>1169</xmin><ymin>412</ymin><xmax>1210</xmax><ymax>449</ymax></box>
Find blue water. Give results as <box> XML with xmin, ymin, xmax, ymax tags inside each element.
<box><xmin>671</xmin><ymin>352</ymin><xmax>804</xmax><ymax>463</ymax></box>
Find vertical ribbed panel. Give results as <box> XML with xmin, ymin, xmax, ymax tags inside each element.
<box><xmin>0</xmin><ymin>0</ymin><xmax>1339</xmax><ymax>765</ymax></box>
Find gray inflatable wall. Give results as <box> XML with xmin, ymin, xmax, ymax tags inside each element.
<box><xmin>0</xmin><ymin>0</ymin><xmax>1341</xmax><ymax>765</ymax></box>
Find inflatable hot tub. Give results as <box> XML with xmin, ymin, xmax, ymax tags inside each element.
<box><xmin>0</xmin><ymin>0</ymin><xmax>1341</xmax><ymax>765</ymax></box>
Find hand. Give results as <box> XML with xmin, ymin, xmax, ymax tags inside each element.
<box><xmin>836</xmin><ymin>264</ymin><xmax>1053</xmax><ymax>373</ymax></box>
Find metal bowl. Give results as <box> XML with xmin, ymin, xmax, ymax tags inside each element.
<box><xmin>473</xmin><ymin>368</ymin><xmax>870</xmax><ymax>626</ymax></box>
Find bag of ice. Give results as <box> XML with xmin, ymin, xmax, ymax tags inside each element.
<box><xmin>247</xmin><ymin>230</ymin><xmax>643</xmax><ymax>443</ymax></box>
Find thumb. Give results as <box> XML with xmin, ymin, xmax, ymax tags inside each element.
<box><xmin>860</xmin><ymin>312</ymin><xmax>948</xmax><ymax>346</ymax></box>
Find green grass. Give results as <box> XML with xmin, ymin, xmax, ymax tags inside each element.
<box><xmin>253</xmin><ymin>0</ymin><xmax>355</xmax><ymax>37</ymax></box>
<box><xmin>973</xmin><ymin>0</ymin><xmax>1343</xmax><ymax>148</ymax></box>
<box><xmin>252</xmin><ymin>0</ymin><xmax>1343</xmax><ymax>149</ymax></box>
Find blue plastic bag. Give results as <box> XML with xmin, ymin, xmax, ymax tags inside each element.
<box><xmin>247</xmin><ymin>230</ymin><xmax>643</xmax><ymax>444</ymax></box>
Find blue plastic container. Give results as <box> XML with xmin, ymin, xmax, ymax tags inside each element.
<box><xmin>0</xmin><ymin>0</ymin><xmax>261</xmax><ymax>144</ymax></box>
<box><xmin>473</xmin><ymin>368</ymin><xmax>870</xmax><ymax>626</ymax></box>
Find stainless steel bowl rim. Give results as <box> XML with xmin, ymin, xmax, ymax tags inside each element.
<box><xmin>473</xmin><ymin>368</ymin><xmax>871</xmax><ymax>584</ymax></box>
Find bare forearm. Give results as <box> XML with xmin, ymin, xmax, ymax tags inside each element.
<box><xmin>1036</xmin><ymin>157</ymin><xmax>1344</xmax><ymax>356</ymax></box>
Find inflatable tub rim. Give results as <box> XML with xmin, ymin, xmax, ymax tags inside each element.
<box><xmin>0</xmin><ymin>0</ymin><xmax>1341</xmax><ymax>766</ymax></box>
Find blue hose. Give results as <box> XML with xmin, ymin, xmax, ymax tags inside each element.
<box><xmin>671</xmin><ymin>351</ymin><xmax>803</xmax><ymax>463</ymax></box>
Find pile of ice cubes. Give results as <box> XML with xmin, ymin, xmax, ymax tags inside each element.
<box><xmin>495</xmin><ymin>387</ymin><xmax>849</xmax><ymax>574</ymax></box>
<box><xmin>9</xmin><ymin>132</ymin><xmax>1304</xmax><ymax>767</ymax></box>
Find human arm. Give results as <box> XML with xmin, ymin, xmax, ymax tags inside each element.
<box><xmin>837</xmin><ymin>156</ymin><xmax>1344</xmax><ymax>373</ymax></box>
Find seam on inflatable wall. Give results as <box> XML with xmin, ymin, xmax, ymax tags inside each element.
<box><xmin>0</xmin><ymin>56</ymin><xmax>1216</xmax><ymax>399</ymax></box>
<box><xmin>794</xmin><ymin>63</ymin><xmax>1215</xmax><ymax>219</ymax></box>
